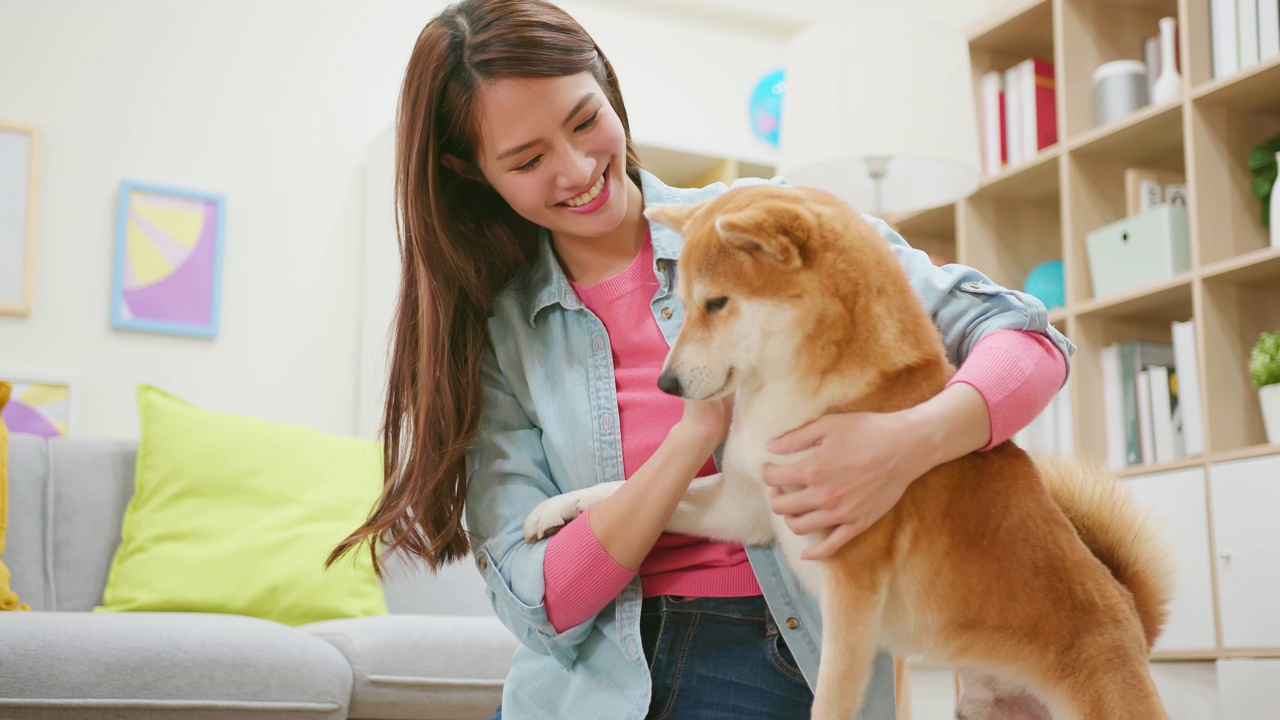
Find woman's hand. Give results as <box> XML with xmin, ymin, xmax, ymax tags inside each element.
<box><xmin>674</xmin><ymin>394</ymin><xmax>735</xmax><ymax>457</ymax></box>
<box><xmin>762</xmin><ymin>383</ymin><xmax>991</xmax><ymax>560</ymax></box>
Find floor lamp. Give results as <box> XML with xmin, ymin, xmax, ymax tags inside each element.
<box><xmin>776</xmin><ymin>8</ymin><xmax>983</xmax><ymax>217</ymax></box>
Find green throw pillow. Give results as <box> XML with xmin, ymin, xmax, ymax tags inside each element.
<box><xmin>98</xmin><ymin>384</ymin><xmax>388</xmax><ymax>625</ymax></box>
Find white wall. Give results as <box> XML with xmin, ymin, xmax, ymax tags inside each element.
<box><xmin>0</xmin><ymin>0</ymin><xmax>785</xmax><ymax>440</ymax></box>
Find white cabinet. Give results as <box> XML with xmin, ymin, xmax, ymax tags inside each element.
<box><xmin>1123</xmin><ymin>468</ymin><xmax>1218</xmax><ymax>652</ymax></box>
<box><xmin>1208</xmin><ymin>455</ymin><xmax>1280</xmax><ymax>649</ymax></box>
<box><xmin>1217</xmin><ymin>659</ymin><xmax>1280</xmax><ymax>719</ymax></box>
<box><xmin>1150</xmin><ymin>662</ymin><xmax>1219</xmax><ymax>720</ymax></box>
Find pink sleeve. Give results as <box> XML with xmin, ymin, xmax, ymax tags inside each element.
<box><xmin>945</xmin><ymin>329</ymin><xmax>1067</xmax><ymax>451</ymax></box>
<box><xmin>542</xmin><ymin>507</ymin><xmax>638</xmax><ymax>633</ymax></box>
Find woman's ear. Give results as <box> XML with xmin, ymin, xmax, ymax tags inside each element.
<box><xmin>441</xmin><ymin>153</ymin><xmax>486</xmax><ymax>183</ymax></box>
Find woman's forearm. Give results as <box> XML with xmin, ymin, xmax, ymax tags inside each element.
<box><xmin>588</xmin><ymin>429</ymin><xmax>715</xmax><ymax>570</ymax></box>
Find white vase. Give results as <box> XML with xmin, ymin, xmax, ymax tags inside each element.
<box><xmin>1262</xmin><ymin>384</ymin><xmax>1280</xmax><ymax>444</ymax></box>
<box><xmin>1152</xmin><ymin>17</ymin><xmax>1183</xmax><ymax>104</ymax></box>
<box><xmin>1271</xmin><ymin>151</ymin><xmax>1280</xmax><ymax>249</ymax></box>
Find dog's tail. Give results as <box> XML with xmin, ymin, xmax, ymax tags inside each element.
<box><xmin>1034</xmin><ymin>455</ymin><xmax>1175</xmax><ymax>649</ymax></box>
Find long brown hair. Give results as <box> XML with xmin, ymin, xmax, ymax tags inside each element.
<box><xmin>329</xmin><ymin>0</ymin><xmax>643</xmax><ymax>574</ymax></box>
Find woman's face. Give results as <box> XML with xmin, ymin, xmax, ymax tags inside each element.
<box><xmin>471</xmin><ymin>72</ymin><xmax>632</xmax><ymax>242</ymax></box>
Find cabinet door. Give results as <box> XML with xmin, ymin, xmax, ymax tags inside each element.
<box><xmin>1208</xmin><ymin>455</ymin><xmax>1280</xmax><ymax>649</ymax></box>
<box><xmin>1123</xmin><ymin>468</ymin><xmax>1217</xmax><ymax>652</ymax></box>
<box><xmin>1217</xmin><ymin>659</ymin><xmax>1280</xmax><ymax>719</ymax></box>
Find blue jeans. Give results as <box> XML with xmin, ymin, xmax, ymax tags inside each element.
<box><xmin>489</xmin><ymin>594</ymin><xmax>813</xmax><ymax>719</ymax></box>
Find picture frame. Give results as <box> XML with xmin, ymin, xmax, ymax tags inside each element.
<box><xmin>110</xmin><ymin>180</ymin><xmax>226</xmax><ymax>338</ymax></box>
<box><xmin>0</xmin><ymin>121</ymin><xmax>40</xmax><ymax>316</ymax></box>
<box><xmin>0</xmin><ymin>373</ymin><xmax>75</xmax><ymax>438</ymax></box>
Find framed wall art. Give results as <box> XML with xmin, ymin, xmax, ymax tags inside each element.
<box><xmin>0</xmin><ymin>374</ymin><xmax>74</xmax><ymax>438</ymax></box>
<box><xmin>110</xmin><ymin>180</ymin><xmax>226</xmax><ymax>338</ymax></box>
<box><xmin>0</xmin><ymin>121</ymin><xmax>40</xmax><ymax>316</ymax></box>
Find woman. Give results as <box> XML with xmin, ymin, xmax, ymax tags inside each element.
<box><xmin>330</xmin><ymin>1</ymin><xmax>1074</xmax><ymax>718</ymax></box>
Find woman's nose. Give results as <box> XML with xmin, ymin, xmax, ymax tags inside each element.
<box><xmin>556</xmin><ymin>148</ymin><xmax>595</xmax><ymax>190</ymax></box>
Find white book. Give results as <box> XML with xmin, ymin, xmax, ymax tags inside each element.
<box><xmin>1003</xmin><ymin>66</ymin><xmax>1023</xmax><ymax>167</ymax></box>
<box><xmin>1172</xmin><ymin>319</ymin><xmax>1205</xmax><ymax>456</ymax></box>
<box><xmin>981</xmin><ymin>71</ymin><xmax>1003</xmax><ymax>176</ymax></box>
<box><xmin>1211</xmin><ymin>0</ymin><xmax>1241</xmax><ymax>77</ymax></box>
<box><xmin>1100</xmin><ymin>344</ymin><xmax>1127</xmax><ymax>470</ymax></box>
<box><xmin>1136</xmin><ymin>369</ymin><xmax>1155</xmax><ymax>464</ymax></box>
<box><xmin>1019</xmin><ymin>59</ymin><xmax>1038</xmax><ymax>160</ymax></box>
<box><xmin>1241</xmin><ymin>0</ymin><xmax>1262</xmax><ymax>67</ymax></box>
<box><xmin>1259</xmin><ymin>0</ymin><xmax>1280</xmax><ymax>61</ymax></box>
<box><xmin>1148</xmin><ymin>365</ymin><xmax>1178</xmax><ymax>463</ymax></box>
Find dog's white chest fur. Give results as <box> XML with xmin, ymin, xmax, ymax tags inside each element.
<box><xmin>724</xmin><ymin>382</ymin><xmax>829</xmax><ymax>597</ymax></box>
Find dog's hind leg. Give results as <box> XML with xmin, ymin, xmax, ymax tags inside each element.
<box><xmin>1054</xmin><ymin>652</ymin><xmax>1169</xmax><ymax>720</ymax></box>
<box><xmin>810</xmin><ymin>566</ymin><xmax>890</xmax><ymax>720</ymax></box>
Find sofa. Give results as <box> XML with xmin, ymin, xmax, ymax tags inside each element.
<box><xmin>0</xmin><ymin>434</ymin><xmax>519</xmax><ymax>720</ymax></box>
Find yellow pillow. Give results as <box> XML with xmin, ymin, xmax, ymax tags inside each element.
<box><xmin>1</xmin><ymin>381</ymin><xmax>30</xmax><ymax>611</ymax></box>
<box><xmin>97</xmin><ymin>384</ymin><xmax>387</xmax><ymax>625</ymax></box>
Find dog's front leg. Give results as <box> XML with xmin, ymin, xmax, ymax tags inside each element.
<box><xmin>523</xmin><ymin>482</ymin><xmax>624</xmax><ymax>541</ymax></box>
<box><xmin>811</xmin><ymin>567</ymin><xmax>890</xmax><ymax>720</ymax></box>
<box><xmin>664</xmin><ymin>472</ymin><xmax>774</xmax><ymax>546</ymax></box>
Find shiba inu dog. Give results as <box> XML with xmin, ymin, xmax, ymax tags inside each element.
<box><xmin>524</xmin><ymin>184</ymin><xmax>1174</xmax><ymax>720</ymax></box>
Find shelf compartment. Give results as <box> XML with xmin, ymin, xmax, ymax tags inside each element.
<box><xmin>1199</xmin><ymin>276</ymin><xmax>1280</xmax><ymax>454</ymax></box>
<box><xmin>1067</xmin><ymin>98</ymin><xmax>1184</xmax><ymax>165</ymax></box>
<box><xmin>1059</xmin><ymin>0</ymin><xmax>1181</xmax><ymax>141</ymax></box>
<box><xmin>958</xmin><ymin>189</ymin><xmax>1063</xmax><ymax>296</ymax></box>
<box><xmin>1074</xmin><ymin>272</ymin><xmax>1193</xmax><ymax>323</ymax></box>
<box><xmin>976</xmin><ymin>148</ymin><xmax>1062</xmax><ymax>200</ymax></box>
<box><xmin>1186</xmin><ymin>99</ymin><xmax>1280</xmax><ymax>265</ymax></box>
<box><xmin>1191</xmin><ymin>55</ymin><xmax>1280</xmax><ymax>114</ymax></box>
<box><xmin>890</xmin><ymin>204</ymin><xmax>958</xmax><ymax>267</ymax></box>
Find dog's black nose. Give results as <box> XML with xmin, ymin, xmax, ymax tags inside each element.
<box><xmin>657</xmin><ymin>372</ymin><xmax>683</xmax><ymax>397</ymax></box>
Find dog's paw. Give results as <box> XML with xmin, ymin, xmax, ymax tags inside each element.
<box><xmin>523</xmin><ymin>494</ymin><xmax>590</xmax><ymax>542</ymax></box>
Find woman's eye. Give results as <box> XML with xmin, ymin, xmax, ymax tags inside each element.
<box><xmin>575</xmin><ymin>111</ymin><xmax>600</xmax><ymax>132</ymax></box>
<box><xmin>515</xmin><ymin>155</ymin><xmax>542</xmax><ymax>172</ymax></box>
<box><xmin>704</xmin><ymin>297</ymin><xmax>729</xmax><ymax>313</ymax></box>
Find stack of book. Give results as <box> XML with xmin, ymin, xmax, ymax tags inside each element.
<box><xmin>1099</xmin><ymin>319</ymin><xmax>1205</xmax><ymax>471</ymax></box>
<box><xmin>979</xmin><ymin>57</ymin><xmax>1058</xmax><ymax>177</ymax></box>
<box><xmin>1211</xmin><ymin>0</ymin><xmax>1280</xmax><ymax>79</ymax></box>
<box><xmin>1013</xmin><ymin>377</ymin><xmax>1074</xmax><ymax>457</ymax></box>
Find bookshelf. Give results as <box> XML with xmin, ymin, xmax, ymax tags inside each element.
<box><xmin>890</xmin><ymin>0</ymin><xmax>1280</xmax><ymax>673</ymax></box>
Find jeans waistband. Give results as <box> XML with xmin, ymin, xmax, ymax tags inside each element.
<box><xmin>640</xmin><ymin>594</ymin><xmax>769</xmax><ymax>619</ymax></box>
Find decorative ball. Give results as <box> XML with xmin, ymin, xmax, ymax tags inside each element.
<box><xmin>748</xmin><ymin>68</ymin><xmax>786</xmax><ymax>147</ymax></box>
<box><xmin>1024</xmin><ymin>260</ymin><xmax>1065</xmax><ymax>310</ymax></box>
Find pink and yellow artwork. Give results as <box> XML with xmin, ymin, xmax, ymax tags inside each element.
<box><xmin>0</xmin><ymin>380</ymin><xmax>71</xmax><ymax>438</ymax></box>
<box><xmin>111</xmin><ymin>181</ymin><xmax>226</xmax><ymax>338</ymax></box>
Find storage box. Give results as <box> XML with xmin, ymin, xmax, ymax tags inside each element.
<box><xmin>1085</xmin><ymin>202</ymin><xmax>1190</xmax><ymax>299</ymax></box>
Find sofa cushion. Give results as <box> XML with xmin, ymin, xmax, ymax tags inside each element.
<box><xmin>0</xmin><ymin>611</ymin><xmax>351</xmax><ymax>720</ymax></box>
<box><xmin>304</xmin><ymin>614</ymin><xmax>517</xmax><ymax>720</ymax></box>
<box><xmin>0</xmin><ymin>381</ymin><xmax>28</xmax><ymax>611</ymax></box>
<box><xmin>98</xmin><ymin>384</ymin><xmax>387</xmax><ymax>626</ymax></box>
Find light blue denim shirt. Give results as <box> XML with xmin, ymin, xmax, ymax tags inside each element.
<box><xmin>464</xmin><ymin>170</ymin><xmax>1075</xmax><ymax>720</ymax></box>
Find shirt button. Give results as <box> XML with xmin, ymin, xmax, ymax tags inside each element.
<box><xmin>477</xmin><ymin>555</ymin><xmax>488</xmax><ymax>570</ymax></box>
<box><xmin>786</xmin><ymin>617</ymin><xmax>800</xmax><ymax>630</ymax></box>
<box><xmin>661</xmin><ymin>307</ymin><xmax>674</xmax><ymax>319</ymax></box>
<box><xmin>593</xmin><ymin>335</ymin><xmax>604</xmax><ymax>353</ymax></box>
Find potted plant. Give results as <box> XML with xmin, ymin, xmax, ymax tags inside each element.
<box><xmin>1251</xmin><ymin>331</ymin><xmax>1280</xmax><ymax>444</ymax></box>
<box><xmin>1248</xmin><ymin>131</ymin><xmax>1280</xmax><ymax>248</ymax></box>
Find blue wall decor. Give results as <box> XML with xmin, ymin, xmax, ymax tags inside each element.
<box><xmin>1024</xmin><ymin>259</ymin><xmax>1065</xmax><ymax>310</ymax></box>
<box><xmin>749</xmin><ymin>68</ymin><xmax>786</xmax><ymax>147</ymax></box>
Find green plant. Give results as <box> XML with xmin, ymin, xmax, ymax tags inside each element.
<box><xmin>1250</xmin><ymin>331</ymin><xmax>1280</xmax><ymax>389</ymax></box>
<box><xmin>1248</xmin><ymin>131</ymin><xmax>1280</xmax><ymax>228</ymax></box>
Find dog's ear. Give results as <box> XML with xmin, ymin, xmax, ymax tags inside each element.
<box><xmin>714</xmin><ymin>203</ymin><xmax>808</xmax><ymax>268</ymax></box>
<box><xmin>644</xmin><ymin>204</ymin><xmax>700</xmax><ymax>233</ymax></box>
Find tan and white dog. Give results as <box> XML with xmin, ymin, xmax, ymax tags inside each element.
<box><xmin>523</xmin><ymin>184</ymin><xmax>1174</xmax><ymax>720</ymax></box>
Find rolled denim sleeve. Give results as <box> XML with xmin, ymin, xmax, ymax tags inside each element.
<box><xmin>863</xmin><ymin>214</ymin><xmax>1076</xmax><ymax>375</ymax></box>
<box><xmin>464</xmin><ymin>348</ymin><xmax>595</xmax><ymax>670</ymax></box>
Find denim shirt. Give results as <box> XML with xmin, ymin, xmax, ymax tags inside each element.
<box><xmin>463</xmin><ymin>170</ymin><xmax>1075</xmax><ymax>720</ymax></box>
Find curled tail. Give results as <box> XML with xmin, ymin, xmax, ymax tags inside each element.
<box><xmin>1034</xmin><ymin>455</ymin><xmax>1175</xmax><ymax>649</ymax></box>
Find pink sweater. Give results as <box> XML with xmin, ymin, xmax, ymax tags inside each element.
<box><xmin>544</xmin><ymin>236</ymin><xmax>1067</xmax><ymax>632</ymax></box>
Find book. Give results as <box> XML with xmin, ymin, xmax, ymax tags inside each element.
<box><xmin>1124</xmin><ymin>168</ymin><xmax>1186</xmax><ymax>217</ymax></box>
<box><xmin>1147</xmin><ymin>365</ymin><xmax>1180</xmax><ymax>463</ymax></box>
<box><xmin>1100</xmin><ymin>343</ymin><xmax>1127</xmax><ymax>470</ymax></box>
<box><xmin>981</xmin><ymin>71</ymin><xmax>1005</xmax><ymax>176</ymax></box>
<box><xmin>1119</xmin><ymin>340</ymin><xmax>1177</xmax><ymax>466</ymax></box>
<box><xmin>1241</xmin><ymin>0</ymin><xmax>1262</xmax><ymax>68</ymax></box>
<box><xmin>1211</xmin><ymin>0</ymin><xmax>1241</xmax><ymax>78</ymax></box>
<box><xmin>1171</xmin><ymin>319</ymin><xmax>1205</xmax><ymax>456</ymax></box>
<box><xmin>1261</xmin><ymin>0</ymin><xmax>1280</xmax><ymax>61</ymax></box>
<box><xmin>1003</xmin><ymin>65</ymin><xmax>1023</xmax><ymax>167</ymax></box>
<box><xmin>1019</xmin><ymin>57</ymin><xmax>1057</xmax><ymax>158</ymax></box>
<box><xmin>1136</xmin><ymin>369</ymin><xmax>1155</xmax><ymax>464</ymax></box>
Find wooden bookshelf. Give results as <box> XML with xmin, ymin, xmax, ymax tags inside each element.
<box><xmin>891</xmin><ymin>0</ymin><xmax>1280</xmax><ymax>672</ymax></box>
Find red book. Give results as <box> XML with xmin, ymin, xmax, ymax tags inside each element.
<box><xmin>1031</xmin><ymin>57</ymin><xmax>1057</xmax><ymax>151</ymax></box>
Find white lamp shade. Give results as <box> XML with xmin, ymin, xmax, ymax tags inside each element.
<box><xmin>777</xmin><ymin>10</ymin><xmax>983</xmax><ymax>215</ymax></box>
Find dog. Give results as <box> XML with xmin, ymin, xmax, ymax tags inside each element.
<box><xmin>523</xmin><ymin>184</ymin><xmax>1174</xmax><ymax>719</ymax></box>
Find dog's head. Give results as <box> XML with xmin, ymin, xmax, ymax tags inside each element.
<box><xmin>648</xmin><ymin>184</ymin><xmax>911</xmax><ymax>401</ymax></box>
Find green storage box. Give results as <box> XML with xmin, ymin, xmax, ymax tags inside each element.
<box><xmin>1085</xmin><ymin>203</ymin><xmax>1190</xmax><ymax>299</ymax></box>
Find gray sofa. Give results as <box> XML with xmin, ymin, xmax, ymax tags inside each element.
<box><xmin>0</xmin><ymin>434</ymin><xmax>518</xmax><ymax>720</ymax></box>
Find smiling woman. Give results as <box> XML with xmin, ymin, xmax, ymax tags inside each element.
<box><xmin>328</xmin><ymin>1</ymin><xmax>1074</xmax><ymax>719</ymax></box>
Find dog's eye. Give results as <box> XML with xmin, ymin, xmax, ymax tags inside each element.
<box><xmin>704</xmin><ymin>297</ymin><xmax>729</xmax><ymax>313</ymax></box>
